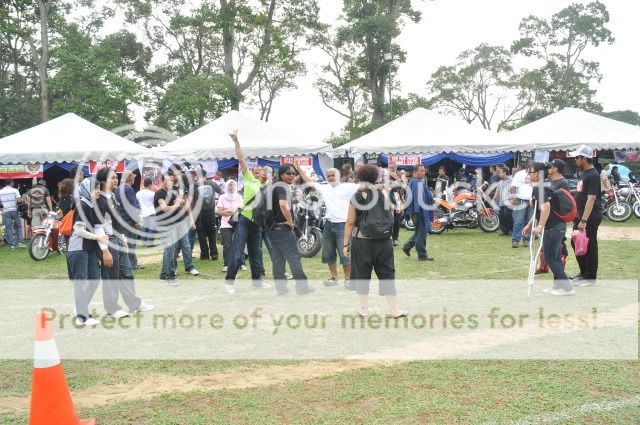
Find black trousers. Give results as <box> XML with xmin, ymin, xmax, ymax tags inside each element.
<box><xmin>197</xmin><ymin>209</ymin><xmax>218</xmax><ymax>259</ymax></box>
<box><xmin>392</xmin><ymin>211</ymin><xmax>402</xmax><ymax>241</ymax></box>
<box><xmin>350</xmin><ymin>237</ymin><xmax>396</xmax><ymax>296</ymax></box>
<box><xmin>571</xmin><ymin>215</ymin><xmax>601</xmax><ymax>279</ymax></box>
<box><xmin>499</xmin><ymin>206</ymin><xmax>513</xmax><ymax>235</ymax></box>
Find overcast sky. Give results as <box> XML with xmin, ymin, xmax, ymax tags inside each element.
<box><xmin>113</xmin><ymin>0</ymin><xmax>640</xmax><ymax>138</ymax></box>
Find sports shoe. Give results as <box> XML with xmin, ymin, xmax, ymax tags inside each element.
<box><xmin>541</xmin><ymin>287</ymin><xmax>555</xmax><ymax>294</ymax></box>
<box><xmin>323</xmin><ymin>278</ymin><xmax>339</xmax><ymax>287</ymax></box>
<box><xmin>109</xmin><ymin>310</ymin><xmax>129</xmax><ymax>319</ymax></box>
<box><xmin>221</xmin><ymin>266</ymin><xmax>228</xmax><ymax>272</ymax></box>
<box><xmin>240</xmin><ymin>265</ymin><xmax>247</xmax><ymax>271</ymax></box>
<box><xmin>512</xmin><ymin>242</ymin><xmax>519</xmax><ymax>248</ymax></box>
<box><xmin>550</xmin><ymin>288</ymin><xmax>575</xmax><ymax>296</ymax></box>
<box><xmin>167</xmin><ymin>278</ymin><xmax>180</xmax><ymax>286</ymax></box>
<box><xmin>74</xmin><ymin>317</ymin><xmax>100</xmax><ymax>327</ymax></box>
<box><xmin>9</xmin><ymin>246</ymin><xmax>15</xmax><ymax>251</ymax></box>
<box><xmin>189</xmin><ymin>268</ymin><xmax>200</xmax><ymax>276</ymax></box>
<box><xmin>17</xmin><ymin>243</ymin><xmax>26</xmax><ymax>248</ymax></box>
<box><xmin>225</xmin><ymin>284</ymin><xmax>236</xmax><ymax>294</ymax></box>
<box><xmin>523</xmin><ymin>241</ymin><xmax>530</xmax><ymax>248</ymax></box>
<box><xmin>574</xmin><ymin>279</ymin><xmax>597</xmax><ymax>287</ymax></box>
<box><xmin>401</xmin><ymin>246</ymin><xmax>411</xmax><ymax>257</ymax></box>
<box><xmin>253</xmin><ymin>281</ymin><xmax>272</xmax><ymax>289</ymax></box>
<box><xmin>133</xmin><ymin>301</ymin><xmax>154</xmax><ymax>313</ymax></box>
<box><xmin>345</xmin><ymin>280</ymin><xmax>356</xmax><ymax>291</ymax></box>
<box><xmin>393</xmin><ymin>240</ymin><xmax>398</xmax><ymax>246</ymax></box>
<box><xmin>285</xmin><ymin>273</ymin><xmax>293</xmax><ymax>280</ymax></box>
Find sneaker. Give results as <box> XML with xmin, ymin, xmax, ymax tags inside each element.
<box><xmin>296</xmin><ymin>287</ymin><xmax>315</xmax><ymax>295</ymax></box>
<box><xmin>221</xmin><ymin>266</ymin><xmax>228</xmax><ymax>272</ymax></box>
<box><xmin>74</xmin><ymin>317</ymin><xmax>100</xmax><ymax>327</ymax></box>
<box><xmin>133</xmin><ymin>301</ymin><xmax>154</xmax><ymax>313</ymax></box>
<box><xmin>211</xmin><ymin>254</ymin><xmax>218</xmax><ymax>260</ymax></box>
<box><xmin>575</xmin><ymin>279</ymin><xmax>597</xmax><ymax>287</ymax></box>
<box><xmin>285</xmin><ymin>273</ymin><xmax>293</xmax><ymax>280</ymax></box>
<box><xmin>225</xmin><ymin>284</ymin><xmax>236</xmax><ymax>294</ymax></box>
<box><xmin>401</xmin><ymin>246</ymin><xmax>411</xmax><ymax>257</ymax></box>
<box><xmin>418</xmin><ymin>256</ymin><xmax>434</xmax><ymax>261</ymax></box>
<box><xmin>323</xmin><ymin>278</ymin><xmax>339</xmax><ymax>287</ymax></box>
<box><xmin>253</xmin><ymin>281</ymin><xmax>272</xmax><ymax>289</ymax></box>
<box><xmin>541</xmin><ymin>287</ymin><xmax>555</xmax><ymax>294</ymax></box>
<box><xmin>345</xmin><ymin>280</ymin><xmax>356</xmax><ymax>291</ymax></box>
<box><xmin>550</xmin><ymin>288</ymin><xmax>575</xmax><ymax>296</ymax></box>
<box><xmin>9</xmin><ymin>246</ymin><xmax>15</xmax><ymax>251</ymax></box>
<box><xmin>393</xmin><ymin>240</ymin><xmax>399</xmax><ymax>246</ymax></box>
<box><xmin>17</xmin><ymin>243</ymin><xmax>26</xmax><ymax>248</ymax></box>
<box><xmin>523</xmin><ymin>241</ymin><xmax>530</xmax><ymax>248</ymax></box>
<box><xmin>512</xmin><ymin>242</ymin><xmax>519</xmax><ymax>248</ymax></box>
<box><xmin>109</xmin><ymin>310</ymin><xmax>129</xmax><ymax>319</ymax></box>
<box><xmin>167</xmin><ymin>278</ymin><xmax>180</xmax><ymax>286</ymax></box>
<box><xmin>188</xmin><ymin>268</ymin><xmax>200</xmax><ymax>276</ymax></box>
<box><xmin>240</xmin><ymin>265</ymin><xmax>247</xmax><ymax>271</ymax></box>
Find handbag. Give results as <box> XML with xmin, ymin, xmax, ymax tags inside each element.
<box><xmin>229</xmin><ymin>192</ymin><xmax>257</xmax><ymax>229</ymax></box>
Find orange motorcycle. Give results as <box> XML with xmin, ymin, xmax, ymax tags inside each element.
<box><xmin>430</xmin><ymin>188</ymin><xmax>500</xmax><ymax>234</ymax></box>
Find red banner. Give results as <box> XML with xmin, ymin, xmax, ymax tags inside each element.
<box><xmin>88</xmin><ymin>160</ymin><xmax>125</xmax><ymax>174</ymax></box>
<box><xmin>280</xmin><ymin>156</ymin><xmax>313</xmax><ymax>166</ymax></box>
<box><xmin>388</xmin><ymin>155</ymin><xmax>422</xmax><ymax>166</ymax></box>
<box><xmin>0</xmin><ymin>163</ymin><xmax>43</xmax><ymax>179</ymax></box>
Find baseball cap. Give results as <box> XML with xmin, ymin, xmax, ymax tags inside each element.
<box><xmin>529</xmin><ymin>162</ymin><xmax>549</xmax><ymax>173</ymax></box>
<box><xmin>548</xmin><ymin>159</ymin><xmax>566</xmax><ymax>173</ymax></box>
<box><xmin>567</xmin><ymin>144</ymin><xmax>594</xmax><ymax>158</ymax></box>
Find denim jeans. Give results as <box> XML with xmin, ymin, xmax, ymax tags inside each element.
<box><xmin>542</xmin><ymin>224</ymin><xmax>572</xmax><ymax>291</ymax></box>
<box><xmin>158</xmin><ymin>224</ymin><xmax>177</xmax><ymax>279</ymax></box>
<box><xmin>266</xmin><ymin>228</ymin><xmax>309</xmax><ymax>294</ymax></box>
<box><xmin>174</xmin><ymin>220</ymin><xmax>195</xmax><ymax>272</ymax></box>
<box><xmin>225</xmin><ymin>215</ymin><xmax>263</xmax><ymax>283</ymax></box>
<box><xmin>322</xmin><ymin>221</ymin><xmax>350</xmax><ymax>265</ymax></box>
<box><xmin>67</xmin><ymin>249</ymin><xmax>101</xmax><ymax>320</ymax></box>
<box><xmin>2</xmin><ymin>211</ymin><xmax>22</xmax><ymax>246</ymax></box>
<box><xmin>403</xmin><ymin>212</ymin><xmax>428</xmax><ymax>258</ymax></box>
<box><xmin>511</xmin><ymin>201</ymin><xmax>533</xmax><ymax>243</ymax></box>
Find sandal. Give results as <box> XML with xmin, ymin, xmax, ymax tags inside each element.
<box><xmin>358</xmin><ymin>308</ymin><xmax>369</xmax><ymax>318</ymax></box>
<box><xmin>388</xmin><ymin>310</ymin><xmax>408</xmax><ymax>319</ymax></box>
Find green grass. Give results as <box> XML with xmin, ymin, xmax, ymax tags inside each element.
<box><xmin>0</xmin><ymin>226</ymin><xmax>638</xmax><ymax>424</ymax></box>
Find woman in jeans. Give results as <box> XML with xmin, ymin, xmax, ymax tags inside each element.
<box><xmin>343</xmin><ymin>164</ymin><xmax>406</xmax><ymax>318</ymax></box>
<box><xmin>216</xmin><ymin>179</ymin><xmax>245</xmax><ymax>272</ymax></box>
<box><xmin>68</xmin><ymin>179</ymin><xmax>109</xmax><ymax>326</ymax></box>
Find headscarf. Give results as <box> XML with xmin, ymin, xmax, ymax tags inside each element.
<box><xmin>221</xmin><ymin>179</ymin><xmax>242</xmax><ymax>203</ymax></box>
<box><xmin>77</xmin><ymin>178</ymin><xmax>94</xmax><ymax>207</ymax></box>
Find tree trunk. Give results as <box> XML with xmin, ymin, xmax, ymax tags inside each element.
<box><xmin>36</xmin><ymin>0</ymin><xmax>50</xmax><ymax>122</ymax></box>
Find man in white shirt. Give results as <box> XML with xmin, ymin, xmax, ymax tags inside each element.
<box><xmin>136</xmin><ymin>177</ymin><xmax>157</xmax><ymax>243</ymax></box>
<box><xmin>294</xmin><ymin>165</ymin><xmax>358</xmax><ymax>289</ymax></box>
<box><xmin>0</xmin><ymin>179</ymin><xmax>25</xmax><ymax>250</ymax></box>
<box><xmin>510</xmin><ymin>161</ymin><xmax>534</xmax><ymax>248</ymax></box>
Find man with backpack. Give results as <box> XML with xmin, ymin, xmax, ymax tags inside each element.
<box><xmin>401</xmin><ymin>164</ymin><xmax>435</xmax><ymax>261</ymax></box>
<box><xmin>195</xmin><ymin>172</ymin><xmax>223</xmax><ymax>260</ymax></box>
<box><xmin>523</xmin><ymin>162</ymin><xmax>574</xmax><ymax>296</ymax></box>
<box><xmin>265</xmin><ymin>164</ymin><xmax>314</xmax><ymax>296</ymax></box>
<box><xmin>224</xmin><ymin>130</ymin><xmax>271</xmax><ymax>294</ymax></box>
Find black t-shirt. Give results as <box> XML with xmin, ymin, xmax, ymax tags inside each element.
<box><xmin>531</xmin><ymin>185</ymin><xmax>562</xmax><ymax>229</ymax></box>
<box><xmin>197</xmin><ymin>182</ymin><xmax>223</xmax><ymax>211</ymax></box>
<box><xmin>154</xmin><ymin>188</ymin><xmax>179</xmax><ymax>225</ymax></box>
<box><xmin>96</xmin><ymin>194</ymin><xmax>124</xmax><ymax>237</ymax></box>
<box><xmin>550</xmin><ymin>178</ymin><xmax>569</xmax><ymax>191</ymax></box>
<box><xmin>272</xmin><ymin>185</ymin><xmax>291</xmax><ymax>224</ymax></box>
<box><xmin>575</xmin><ymin>168</ymin><xmax>602</xmax><ymax>217</ymax></box>
<box><xmin>73</xmin><ymin>201</ymin><xmax>99</xmax><ymax>251</ymax></box>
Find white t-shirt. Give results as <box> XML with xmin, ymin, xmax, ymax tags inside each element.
<box><xmin>315</xmin><ymin>182</ymin><xmax>359</xmax><ymax>223</ymax></box>
<box><xmin>136</xmin><ymin>188</ymin><xmax>156</xmax><ymax>218</ymax></box>
<box><xmin>511</xmin><ymin>169</ymin><xmax>532</xmax><ymax>201</ymax></box>
<box><xmin>0</xmin><ymin>186</ymin><xmax>20</xmax><ymax>212</ymax></box>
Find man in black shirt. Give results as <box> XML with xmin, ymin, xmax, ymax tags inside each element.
<box><xmin>154</xmin><ymin>171</ymin><xmax>187</xmax><ymax>284</ymax></box>
<box><xmin>266</xmin><ymin>163</ymin><xmax>313</xmax><ymax>296</ymax></box>
<box><xmin>195</xmin><ymin>173</ymin><xmax>223</xmax><ymax>260</ymax></box>
<box><xmin>567</xmin><ymin>145</ymin><xmax>602</xmax><ymax>285</ymax></box>
<box><xmin>523</xmin><ymin>163</ymin><xmax>573</xmax><ymax>295</ymax></box>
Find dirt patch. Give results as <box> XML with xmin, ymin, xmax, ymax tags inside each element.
<box><xmin>597</xmin><ymin>225</ymin><xmax>640</xmax><ymax>241</ymax></box>
<box><xmin>0</xmin><ymin>360</ymin><xmax>386</xmax><ymax>414</ymax></box>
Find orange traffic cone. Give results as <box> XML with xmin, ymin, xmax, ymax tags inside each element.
<box><xmin>29</xmin><ymin>311</ymin><xmax>96</xmax><ymax>425</ymax></box>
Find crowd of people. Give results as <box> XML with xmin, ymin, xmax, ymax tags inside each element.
<box><xmin>0</xmin><ymin>139</ymin><xmax>612</xmax><ymax>322</ymax></box>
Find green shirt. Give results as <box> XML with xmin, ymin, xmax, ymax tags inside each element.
<box><xmin>241</xmin><ymin>169</ymin><xmax>261</xmax><ymax>221</ymax></box>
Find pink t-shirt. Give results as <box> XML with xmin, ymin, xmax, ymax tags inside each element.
<box><xmin>217</xmin><ymin>194</ymin><xmax>243</xmax><ymax>229</ymax></box>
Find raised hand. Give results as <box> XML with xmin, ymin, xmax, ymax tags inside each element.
<box><xmin>229</xmin><ymin>129</ymin><xmax>239</xmax><ymax>143</ymax></box>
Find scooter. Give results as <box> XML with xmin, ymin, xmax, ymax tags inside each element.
<box><xmin>29</xmin><ymin>211</ymin><xmax>66</xmax><ymax>261</ymax></box>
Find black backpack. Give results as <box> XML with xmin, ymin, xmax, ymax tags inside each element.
<box><xmin>251</xmin><ymin>185</ymin><xmax>275</xmax><ymax>228</ymax></box>
<box><xmin>358</xmin><ymin>189</ymin><xmax>394</xmax><ymax>239</ymax></box>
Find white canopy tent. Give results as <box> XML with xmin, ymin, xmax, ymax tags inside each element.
<box><xmin>155</xmin><ymin>110</ymin><xmax>332</xmax><ymax>161</ymax></box>
<box><xmin>499</xmin><ymin>108</ymin><xmax>640</xmax><ymax>151</ymax></box>
<box><xmin>0</xmin><ymin>113</ymin><xmax>149</xmax><ymax>164</ymax></box>
<box><xmin>337</xmin><ymin>108</ymin><xmax>513</xmax><ymax>155</ymax></box>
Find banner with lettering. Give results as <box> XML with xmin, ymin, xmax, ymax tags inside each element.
<box><xmin>388</xmin><ymin>155</ymin><xmax>422</xmax><ymax>166</ymax></box>
<box><xmin>88</xmin><ymin>160</ymin><xmax>125</xmax><ymax>174</ymax></box>
<box><xmin>0</xmin><ymin>163</ymin><xmax>43</xmax><ymax>179</ymax></box>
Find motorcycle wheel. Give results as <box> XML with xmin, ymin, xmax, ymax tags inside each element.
<box><xmin>29</xmin><ymin>234</ymin><xmax>50</xmax><ymax>261</ymax></box>
<box><xmin>606</xmin><ymin>202</ymin><xmax>632</xmax><ymax>222</ymax></box>
<box><xmin>633</xmin><ymin>202</ymin><xmax>640</xmax><ymax>219</ymax></box>
<box><xmin>297</xmin><ymin>227</ymin><xmax>322</xmax><ymax>258</ymax></box>
<box><xmin>403</xmin><ymin>217</ymin><xmax>415</xmax><ymax>231</ymax></box>
<box><xmin>429</xmin><ymin>210</ymin><xmax>447</xmax><ymax>235</ymax></box>
<box><xmin>479</xmin><ymin>211</ymin><xmax>500</xmax><ymax>233</ymax></box>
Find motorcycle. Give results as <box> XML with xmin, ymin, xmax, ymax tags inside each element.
<box><xmin>29</xmin><ymin>211</ymin><xmax>66</xmax><ymax>261</ymax></box>
<box><xmin>603</xmin><ymin>185</ymin><xmax>632</xmax><ymax>222</ymax></box>
<box><xmin>429</xmin><ymin>184</ymin><xmax>500</xmax><ymax>234</ymax></box>
<box><xmin>401</xmin><ymin>215</ymin><xmax>415</xmax><ymax>230</ymax></box>
<box><xmin>617</xmin><ymin>182</ymin><xmax>640</xmax><ymax>219</ymax></box>
<box><xmin>293</xmin><ymin>191</ymin><xmax>324</xmax><ymax>258</ymax></box>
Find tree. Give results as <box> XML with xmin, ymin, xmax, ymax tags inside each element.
<box><xmin>338</xmin><ymin>0</ymin><xmax>421</xmax><ymax>126</ymax></box>
<box><xmin>511</xmin><ymin>1</ymin><xmax>614</xmax><ymax>113</ymax></box>
<box><xmin>602</xmin><ymin>110</ymin><xmax>640</xmax><ymax>126</ymax></box>
<box><xmin>314</xmin><ymin>31</ymin><xmax>369</xmax><ymax>139</ymax></box>
<box><xmin>28</xmin><ymin>0</ymin><xmax>54</xmax><ymax>122</ymax></box>
<box><xmin>427</xmin><ymin>44</ymin><xmax>536</xmax><ymax>131</ymax></box>
<box><xmin>48</xmin><ymin>24</ymin><xmax>141</xmax><ymax>129</ymax></box>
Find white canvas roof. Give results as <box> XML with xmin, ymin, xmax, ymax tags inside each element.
<box><xmin>338</xmin><ymin>108</ymin><xmax>512</xmax><ymax>155</ymax></box>
<box><xmin>0</xmin><ymin>113</ymin><xmax>149</xmax><ymax>164</ymax></box>
<box><xmin>499</xmin><ymin>108</ymin><xmax>640</xmax><ymax>151</ymax></box>
<box><xmin>155</xmin><ymin>110</ymin><xmax>332</xmax><ymax>160</ymax></box>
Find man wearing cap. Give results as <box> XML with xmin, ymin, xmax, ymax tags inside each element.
<box><xmin>523</xmin><ymin>162</ymin><xmax>574</xmax><ymax>295</ymax></box>
<box><xmin>567</xmin><ymin>145</ymin><xmax>602</xmax><ymax>285</ymax></box>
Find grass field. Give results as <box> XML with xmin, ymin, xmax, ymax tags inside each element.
<box><xmin>0</xmin><ymin>222</ymin><xmax>638</xmax><ymax>424</ymax></box>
